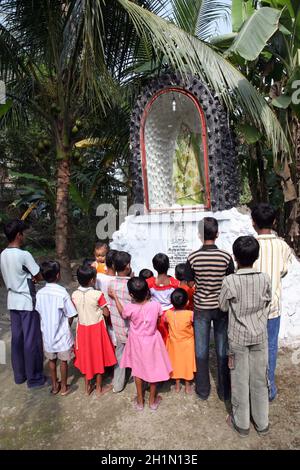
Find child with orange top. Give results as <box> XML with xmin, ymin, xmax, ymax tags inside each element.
<box><xmin>175</xmin><ymin>263</ymin><xmax>195</xmax><ymax>311</ymax></box>
<box><xmin>147</xmin><ymin>253</ymin><xmax>179</xmax><ymax>343</ymax></box>
<box><xmin>92</xmin><ymin>241</ymin><xmax>109</xmax><ymax>274</ymax></box>
<box><xmin>165</xmin><ymin>288</ymin><xmax>196</xmax><ymax>394</ymax></box>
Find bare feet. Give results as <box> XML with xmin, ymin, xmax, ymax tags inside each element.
<box><xmin>96</xmin><ymin>383</ymin><xmax>113</xmax><ymax>396</ymax></box>
<box><xmin>50</xmin><ymin>381</ymin><xmax>61</xmax><ymax>395</ymax></box>
<box><xmin>185</xmin><ymin>383</ymin><xmax>193</xmax><ymax>395</ymax></box>
<box><xmin>60</xmin><ymin>384</ymin><xmax>72</xmax><ymax>396</ymax></box>
<box><xmin>85</xmin><ymin>383</ymin><xmax>94</xmax><ymax>396</ymax></box>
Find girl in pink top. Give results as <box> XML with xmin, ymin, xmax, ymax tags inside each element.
<box><xmin>108</xmin><ymin>277</ymin><xmax>172</xmax><ymax>411</ymax></box>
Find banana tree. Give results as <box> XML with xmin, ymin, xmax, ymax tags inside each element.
<box><xmin>0</xmin><ymin>0</ymin><xmax>291</xmax><ymax>278</ymax></box>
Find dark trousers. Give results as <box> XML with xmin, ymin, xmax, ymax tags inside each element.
<box><xmin>194</xmin><ymin>308</ymin><xmax>230</xmax><ymax>400</ymax></box>
<box><xmin>10</xmin><ymin>310</ymin><xmax>45</xmax><ymax>388</ymax></box>
<box><xmin>267</xmin><ymin>316</ymin><xmax>281</xmax><ymax>400</ymax></box>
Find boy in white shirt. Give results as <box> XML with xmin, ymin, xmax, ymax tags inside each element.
<box><xmin>36</xmin><ymin>261</ymin><xmax>77</xmax><ymax>396</ymax></box>
<box><xmin>0</xmin><ymin>219</ymin><xmax>45</xmax><ymax>388</ymax></box>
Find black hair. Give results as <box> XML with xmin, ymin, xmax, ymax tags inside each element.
<box><xmin>171</xmin><ymin>288</ymin><xmax>189</xmax><ymax>309</ymax></box>
<box><xmin>127</xmin><ymin>277</ymin><xmax>149</xmax><ymax>302</ymax></box>
<box><xmin>82</xmin><ymin>258</ymin><xmax>96</xmax><ymax>267</ymax></box>
<box><xmin>251</xmin><ymin>203</ymin><xmax>276</xmax><ymax>230</ymax></box>
<box><xmin>114</xmin><ymin>251</ymin><xmax>131</xmax><ymax>273</ymax></box>
<box><xmin>139</xmin><ymin>269</ymin><xmax>154</xmax><ymax>280</ymax></box>
<box><xmin>106</xmin><ymin>249</ymin><xmax>118</xmax><ymax>269</ymax></box>
<box><xmin>233</xmin><ymin>236</ymin><xmax>260</xmax><ymax>267</ymax></box>
<box><xmin>77</xmin><ymin>265</ymin><xmax>97</xmax><ymax>287</ymax></box>
<box><xmin>94</xmin><ymin>241</ymin><xmax>109</xmax><ymax>251</ymax></box>
<box><xmin>198</xmin><ymin>217</ymin><xmax>218</xmax><ymax>241</ymax></box>
<box><xmin>175</xmin><ymin>263</ymin><xmax>187</xmax><ymax>281</ymax></box>
<box><xmin>152</xmin><ymin>253</ymin><xmax>169</xmax><ymax>274</ymax></box>
<box><xmin>3</xmin><ymin>219</ymin><xmax>28</xmax><ymax>243</ymax></box>
<box><xmin>40</xmin><ymin>261</ymin><xmax>60</xmax><ymax>283</ymax></box>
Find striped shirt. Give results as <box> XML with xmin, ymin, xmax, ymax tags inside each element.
<box><xmin>253</xmin><ymin>234</ymin><xmax>292</xmax><ymax>319</ymax></box>
<box><xmin>185</xmin><ymin>245</ymin><xmax>234</xmax><ymax>310</ymax></box>
<box><xmin>36</xmin><ymin>283</ymin><xmax>77</xmax><ymax>353</ymax></box>
<box><xmin>219</xmin><ymin>268</ymin><xmax>271</xmax><ymax>346</ymax></box>
<box><xmin>108</xmin><ymin>276</ymin><xmax>131</xmax><ymax>343</ymax></box>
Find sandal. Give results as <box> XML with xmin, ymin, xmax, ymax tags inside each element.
<box><xmin>133</xmin><ymin>397</ymin><xmax>144</xmax><ymax>412</ymax></box>
<box><xmin>226</xmin><ymin>414</ymin><xmax>249</xmax><ymax>438</ymax></box>
<box><xmin>149</xmin><ymin>395</ymin><xmax>162</xmax><ymax>411</ymax></box>
<box><xmin>50</xmin><ymin>382</ymin><xmax>61</xmax><ymax>395</ymax></box>
<box><xmin>170</xmin><ymin>384</ymin><xmax>181</xmax><ymax>393</ymax></box>
<box><xmin>60</xmin><ymin>385</ymin><xmax>72</xmax><ymax>396</ymax></box>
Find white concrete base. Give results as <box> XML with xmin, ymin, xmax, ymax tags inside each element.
<box><xmin>111</xmin><ymin>207</ymin><xmax>300</xmax><ymax>346</ymax></box>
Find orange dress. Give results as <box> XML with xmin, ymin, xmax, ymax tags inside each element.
<box><xmin>165</xmin><ymin>309</ymin><xmax>196</xmax><ymax>381</ymax></box>
<box><xmin>96</xmin><ymin>262</ymin><xmax>106</xmax><ymax>274</ymax></box>
<box><xmin>180</xmin><ymin>284</ymin><xmax>195</xmax><ymax>311</ymax></box>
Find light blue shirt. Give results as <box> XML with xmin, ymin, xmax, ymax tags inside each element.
<box><xmin>0</xmin><ymin>247</ymin><xmax>40</xmax><ymax>311</ymax></box>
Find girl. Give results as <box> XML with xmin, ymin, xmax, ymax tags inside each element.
<box><xmin>166</xmin><ymin>288</ymin><xmax>196</xmax><ymax>394</ymax></box>
<box><xmin>108</xmin><ymin>277</ymin><xmax>172</xmax><ymax>411</ymax></box>
<box><xmin>175</xmin><ymin>263</ymin><xmax>195</xmax><ymax>311</ymax></box>
<box><xmin>72</xmin><ymin>265</ymin><xmax>117</xmax><ymax>395</ymax></box>
<box><xmin>147</xmin><ymin>253</ymin><xmax>179</xmax><ymax>343</ymax></box>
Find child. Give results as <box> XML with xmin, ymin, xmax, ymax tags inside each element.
<box><xmin>108</xmin><ymin>251</ymin><xmax>132</xmax><ymax>393</ymax></box>
<box><xmin>72</xmin><ymin>265</ymin><xmax>116</xmax><ymax>395</ymax></box>
<box><xmin>109</xmin><ymin>277</ymin><xmax>172</xmax><ymax>411</ymax></box>
<box><xmin>219</xmin><ymin>236</ymin><xmax>271</xmax><ymax>437</ymax></box>
<box><xmin>166</xmin><ymin>288</ymin><xmax>196</xmax><ymax>395</ymax></box>
<box><xmin>252</xmin><ymin>203</ymin><xmax>292</xmax><ymax>401</ymax></box>
<box><xmin>36</xmin><ymin>261</ymin><xmax>77</xmax><ymax>396</ymax></box>
<box><xmin>185</xmin><ymin>217</ymin><xmax>234</xmax><ymax>401</ymax></box>
<box><xmin>96</xmin><ymin>249</ymin><xmax>119</xmax><ymax>347</ymax></box>
<box><xmin>96</xmin><ymin>249</ymin><xmax>119</xmax><ymax>293</ymax></box>
<box><xmin>147</xmin><ymin>253</ymin><xmax>179</xmax><ymax>343</ymax></box>
<box><xmin>0</xmin><ymin>219</ymin><xmax>45</xmax><ymax>388</ymax></box>
<box><xmin>175</xmin><ymin>263</ymin><xmax>195</xmax><ymax>311</ymax></box>
<box><xmin>92</xmin><ymin>241</ymin><xmax>109</xmax><ymax>274</ymax></box>
<box><xmin>139</xmin><ymin>269</ymin><xmax>154</xmax><ymax>281</ymax></box>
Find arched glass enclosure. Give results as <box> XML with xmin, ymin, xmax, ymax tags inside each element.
<box><xmin>140</xmin><ymin>88</ymin><xmax>210</xmax><ymax>211</ymax></box>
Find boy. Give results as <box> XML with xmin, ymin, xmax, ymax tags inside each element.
<box><xmin>252</xmin><ymin>203</ymin><xmax>292</xmax><ymax>401</ymax></box>
<box><xmin>107</xmin><ymin>251</ymin><xmax>132</xmax><ymax>392</ymax></box>
<box><xmin>139</xmin><ymin>269</ymin><xmax>154</xmax><ymax>281</ymax></box>
<box><xmin>92</xmin><ymin>241</ymin><xmax>109</xmax><ymax>274</ymax></box>
<box><xmin>185</xmin><ymin>217</ymin><xmax>234</xmax><ymax>401</ymax></box>
<box><xmin>219</xmin><ymin>236</ymin><xmax>271</xmax><ymax>437</ymax></box>
<box><xmin>36</xmin><ymin>261</ymin><xmax>77</xmax><ymax>396</ymax></box>
<box><xmin>0</xmin><ymin>219</ymin><xmax>46</xmax><ymax>388</ymax></box>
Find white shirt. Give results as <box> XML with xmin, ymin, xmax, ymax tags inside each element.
<box><xmin>0</xmin><ymin>247</ymin><xmax>40</xmax><ymax>311</ymax></box>
<box><xmin>96</xmin><ymin>273</ymin><xmax>115</xmax><ymax>300</ymax></box>
<box><xmin>36</xmin><ymin>283</ymin><xmax>77</xmax><ymax>353</ymax></box>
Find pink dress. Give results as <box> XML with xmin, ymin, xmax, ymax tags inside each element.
<box><xmin>120</xmin><ymin>300</ymin><xmax>172</xmax><ymax>383</ymax></box>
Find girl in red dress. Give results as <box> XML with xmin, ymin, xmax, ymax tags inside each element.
<box><xmin>147</xmin><ymin>253</ymin><xmax>179</xmax><ymax>343</ymax></box>
<box><xmin>72</xmin><ymin>265</ymin><xmax>116</xmax><ymax>395</ymax></box>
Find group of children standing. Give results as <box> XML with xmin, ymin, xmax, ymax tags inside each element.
<box><xmin>0</xmin><ymin>203</ymin><xmax>292</xmax><ymax>437</ymax></box>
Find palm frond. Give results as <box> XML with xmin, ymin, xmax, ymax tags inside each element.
<box><xmin>195</xmin><ymin>0</ymin><xmax>231</xmax><ymax>41</ymax></box>
<box><xmin>118</xmin><ymin>0</ymin><xmax>290</xmax><ymax>158</ymax></box>
<box><xmin>171</xmin><ymin>0</ymin><xmax>203</xmax><ymax>35</ymax></box>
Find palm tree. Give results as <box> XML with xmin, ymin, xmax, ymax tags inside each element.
<box><xmin>0</xmin><ymin>0</ymin><xmax>290</xmax><ymax>278</ymax></box>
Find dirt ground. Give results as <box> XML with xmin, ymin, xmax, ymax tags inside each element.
<box><xmin>0</xmin><ymin>287</ymin><xmax>299</xmax><ymax>450</ymax></box>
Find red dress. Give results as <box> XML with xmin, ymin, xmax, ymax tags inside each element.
<box><xmin>147</xmin><ymin>276</ymin><xmax>180</xmax><ymax>343</ymax></box>
<box><xmin>72</xmin><ymin>288</ymin><xmax>117</xmax><ymax>380</ymax></box>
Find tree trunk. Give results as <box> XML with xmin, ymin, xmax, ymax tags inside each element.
<box><xmin>55</xmin><ymin>150</ymin><xmax>72</xmax><ymax>283</ymax></box>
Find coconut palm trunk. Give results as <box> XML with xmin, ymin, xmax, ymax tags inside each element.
<box><xmin>55</xmin><ymin>154</ymin><xmax>72</xmax><ymax>281</ymax></box>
